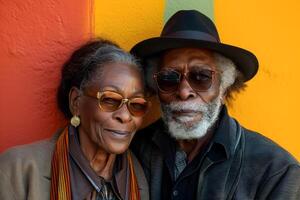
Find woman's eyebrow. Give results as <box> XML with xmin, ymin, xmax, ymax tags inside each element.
<box><xmin>101</xmin><ymin>86</ymin><xmax>145</xmax><ymax>97</ymax></box>
<box><xmin>100</xmin><ymin>85</ymin><xmax>120</xmax><ymax>92</ymax></box>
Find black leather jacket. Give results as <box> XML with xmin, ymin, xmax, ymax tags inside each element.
<box><xmin>131</xmin><ymin>106</ymin><xmax>300</xmax><ymax>200</ymax></box>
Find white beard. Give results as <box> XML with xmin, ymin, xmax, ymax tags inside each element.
<box><xmin>161</xmin><ymin>94</ymin><xmax>223</xmax><ymax>140</ymax></box>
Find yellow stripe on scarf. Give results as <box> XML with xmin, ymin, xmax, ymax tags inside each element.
<box><xmin>50</xmin><ymin>128</ymin><xmax>71</xmax><ymax>200</ymax></box>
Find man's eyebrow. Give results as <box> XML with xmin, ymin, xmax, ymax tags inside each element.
<box><xmin>189</xmin><ymin>64</ymin><xmax>213</xmax><ymax>70</ymax></box>
<box><xmin>163</xmin><ymin>66</ymin><xmax>182</xmax><ymax>70</ymax></box>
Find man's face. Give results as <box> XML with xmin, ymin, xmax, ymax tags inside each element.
<box><xmin>157</xmin><ymin>47</ymin><xmax>224</xmax><ymax>140</ymax></box>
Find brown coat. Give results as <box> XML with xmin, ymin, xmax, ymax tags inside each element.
<box><xmin>0</xmin><ymin>132</ymin><xmax>148</xmax><ymax>200</ymax></box>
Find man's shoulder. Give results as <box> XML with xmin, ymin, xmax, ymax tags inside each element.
<box><xmin>131</xmin><ymin>119</ymin><xmax>164</xmax><ymax>162</ymax></box>
<box><xmin>242</xmin><ymin>127</ymin><xmax>299</xmax><ymax>166</ymax></box>
<box><xmin>134</xmin><ymin>119</ymin><xmax>165</xmax><ymax>142</ymax></box>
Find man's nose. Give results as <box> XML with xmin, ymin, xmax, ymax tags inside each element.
<box><xmin>176</xmin><ymin>78</ymin><xmax>197</xmax><ymax>101</ymax></box>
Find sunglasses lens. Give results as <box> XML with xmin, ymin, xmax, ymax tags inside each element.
<box><xmin>156</xmin><ymin>70</ymin><xmax>180</xmax><ymax>92</ymax></box>
<box><xmin>128</xmin><ymin>98</ymin><xmax>149</xmax><ymax>117</ymax></box>
<box><xmin>99</xmin><ymin>91</ymin><xmax>149</xmax><ymax>117</ymax></box>
<box><xmin>188</xmin><ymin>69</ymin><xmax>213</xmax><ymax>91</ymax></box>
<box><xmin>99</xmin><ymin>91</ymin><xmax>122</xmax><ymax>112</ymax></box>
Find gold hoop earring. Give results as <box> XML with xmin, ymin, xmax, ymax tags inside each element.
<box><xmin>70</xmin><ymin>115</ymin><xmax>80</xmax><ymax>127</ymax></box>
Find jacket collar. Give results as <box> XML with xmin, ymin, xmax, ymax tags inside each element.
<box><xmin>42</xmin><ymin>128</ymin><xmax>63</xmax><ymax>180</ymax></box>
<box><xmin>68</xmin><ymin>125</ymin><xmax>128</xmax><ymax>199</ymax></box>
<box><xmin>213</xmin><ymin>106</ymin><xmax>241</xmax><ymax>159</ymax></box>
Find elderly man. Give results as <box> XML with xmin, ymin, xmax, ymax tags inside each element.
<box><xmin>130</xmin><ymin>10</ymin><xmax>300</xmax><ymax>200</ymax></box>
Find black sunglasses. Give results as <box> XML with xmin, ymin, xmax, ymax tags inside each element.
<box><xmin>153</xmin><ymin>67</ymin><xmax>216</xmax><ymax>93</ymax></box>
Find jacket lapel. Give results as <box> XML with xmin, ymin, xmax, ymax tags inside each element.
<box><xmin>43</xmin><ymin>130</ymin><xmax>62</xmax><ymax>181</ymax></box>
<box><xmin>196</xmin><ymin>113</ymin><xmax>244</xmax><ymax>199</ymax></box>
<box><xmin>150</xmin><ymin>148</ymin><xmax>163</xmax><ymax>200</ymax></box>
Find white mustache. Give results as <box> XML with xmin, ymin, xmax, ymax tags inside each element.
<box><xmin>168</xmin><ymin>101</ymin><xmax>208</xmax><ymax>112</ymax></box>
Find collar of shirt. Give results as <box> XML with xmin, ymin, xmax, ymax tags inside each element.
<box><xmin>68</xmin><ymin>126</ymin><xmax>128</xmax><ymax>200</ymax></box>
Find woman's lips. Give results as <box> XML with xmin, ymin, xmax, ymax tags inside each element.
<box><xmin>104</xmin><ymin>128</ymin><xmax>132</xmax><ymax>138</ymax></box>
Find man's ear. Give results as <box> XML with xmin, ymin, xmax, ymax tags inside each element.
<box><xmin>69</xmin><ymin>87</ymin><xmax>81</xmax><ymax>116</ymax></box>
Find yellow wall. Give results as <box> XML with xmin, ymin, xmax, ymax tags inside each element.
<box><xmin>215</xmin><ymin>0</ymin><xmax>300</xmax><ymax>159</ymax></box>
<box><xmin>94</xmin><ymin>1</ymin><xmax>165</xmax><ymax>50</ymax></box>
<box><xmin>94</xmin><ymin>1</ymin><xmax>300</xmax><ymax>160</ymax></box>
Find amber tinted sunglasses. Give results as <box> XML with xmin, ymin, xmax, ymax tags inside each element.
<box><xmin>153</xmin><ymin>67</ymin><xmax>216</xmax><ymax>93</ymax></box>
<box><xmin>84</xmin><ymin>90</ymin><xmax>150</xmax><ymax>117</ymax></box>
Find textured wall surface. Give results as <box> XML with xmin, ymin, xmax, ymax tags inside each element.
<box><xmin>94</xmin><ymin>0</ymin><xmax>299</xmax><ymax>160</ymax></box>
<box><xmin>164</xmin><ymin>0</ymin><xmax>213</xmax><ymax>22</ymax></box>
<box><xmin>0</xmin><ymin>0</ymin><xmax>91</xmax><ymax>152</ymax></box>
<box><xmin>1</xmin><ymin>0</ymin><xmax>299</xmax><ymax>160</ymax></box>
<box><xmin>215</xmin><ymin>0</ymin><xmax>300</xmax><ymax>159</ymax></box>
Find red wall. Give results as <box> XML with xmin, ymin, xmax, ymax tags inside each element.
<box><xmin>0</xmin><ymin>0</ymin><xmax>92</xmax><ymax>152</ymax></box>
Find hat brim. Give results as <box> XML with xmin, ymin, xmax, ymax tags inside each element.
<box><xmin>131</xmin><ymin>37</ymin><xmax>258</xmax><ymax>82</ymax></box>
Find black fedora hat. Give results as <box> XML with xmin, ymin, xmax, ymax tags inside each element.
<box><xmin>130</xmin><ymin>10</ymin><xmax>258</xmax><ymax>82</ymax></box>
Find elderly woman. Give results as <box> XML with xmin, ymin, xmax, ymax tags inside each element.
<box><xmin>0</xmin><ymin>39</ymin><xmax>150</xmax><ymax>200</ymax></box>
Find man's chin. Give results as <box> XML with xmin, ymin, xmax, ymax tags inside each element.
<box><xmin>161</xmin><ymin>96</ymin><xmax>223</xmax><ymax>140</ymax></box>
<box><xmin>173</xmin><ymin>119</ymin><xmax>198</xmax><ymax>130</ymax></box>
<box><xmin>172</xmin><ymin>114</ymin><xmax>203</xmax><ymax>129</ymax></box>
<box><xmin>166</xmin><ymin>119</ymin><xmax>210</xmax><ymax>140</ymax></box>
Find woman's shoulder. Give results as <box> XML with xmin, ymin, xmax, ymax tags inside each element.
<box><xmin>0</xmin><ymin>131</ymin><xmax>61</xmax><ymax>199</ymax></box>
<box><xmin>0</xmin><ymin>130</ymin><xmax>61</xmax><ymax>171</ymax></box>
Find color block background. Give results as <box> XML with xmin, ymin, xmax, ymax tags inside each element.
<box><xmin>0</xmin><ymin>0</ymin><xmax>299</xmax><ymax>160</ymax></box>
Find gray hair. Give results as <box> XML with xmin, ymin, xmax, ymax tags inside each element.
<box><xmin>213</xmin><ymin>53</ymin><xmax>246</xmax><ymax>101</ymax></box>
<box><xmin>57</xmin><ymin>39</ymin><xmax>142</xmax><ymax>118</ymax></box>
<box><xmin>213</xmin><ymin>53</ymin><xmax>237</xmax><ymax>94</ymax></box>
<box><xmin>80</xmin><ymin>43</ymin><xmax>141</xmax><ymax>89</ymax></box>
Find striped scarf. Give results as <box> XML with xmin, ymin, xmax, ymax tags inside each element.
<box><xmin>50</xmin><ymin>128</ymin><xmax>71</xmax><ymax>200</ymax></box>
<box><xmin>127</xmin><ymin>151</ymin><xmax>141</xmax><ymax>200</ymax></box>
<box><xmin>50</xmin><ymin>127</ymin><xmax>140</xmax><ymax>200</ymax></box>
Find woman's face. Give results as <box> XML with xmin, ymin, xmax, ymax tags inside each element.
<box><xmin>77</xmin><ymin>63</ymin><xmax>145</xmax><ymax>154</ymax></box>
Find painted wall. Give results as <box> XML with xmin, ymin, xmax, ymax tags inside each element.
<box><xmin>214</xmin><ymin>0</ymin><xmax>300</xmax><ymax>159</ymax></box>
<box><xmin>0</xmin><ymin>0</ymin><xmax>91</xmax><ymax>151</ymax></box>
<box><xmin>1</xmin><ymin>0</ymin><xmax>299</xmax><ymax>160</ymax></box>
<box><xmin>94</xmin><ymin>0</ymin><xmax>300</xmax><ymax>160</ymax></box>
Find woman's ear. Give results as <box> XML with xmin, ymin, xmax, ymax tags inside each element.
<box><xmin>69</xmin><ymin>87</ymin><xmax>81</xmax><ymax>116</ymax></box>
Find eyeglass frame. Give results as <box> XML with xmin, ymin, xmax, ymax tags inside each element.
<box><xmin>83</xmin><ymin>89</ymin><xmax>150</xmax><ymax>117</ymax></box>
<box><xmin>153</xmin><ymin>67</ymin><xmax>218</xmax><ymax>94</ymax></box>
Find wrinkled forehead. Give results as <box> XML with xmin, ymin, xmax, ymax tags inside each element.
<box><xmin>86</xmin><ymin>62</ymin><xmax>144</xmax><ymax>93</ymax></box>
<box><xmin>159</xmin><ymin>47</ymin><xmax>216</xmax><ymax>70</ymax></box>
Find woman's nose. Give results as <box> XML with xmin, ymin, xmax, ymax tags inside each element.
<box><xmin>112</xmin><ymin>103</ymin><xmax>132</xmax><ymax>124</ymax></box>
